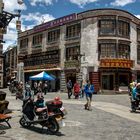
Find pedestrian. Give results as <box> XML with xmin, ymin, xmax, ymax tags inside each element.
<box><xmin>66</xmin><ymin>80</ymin><xmax>73</xmax><ymax>99</ymax></box>
<box><xmin>84</xmin><ymin>80</ymin><xmax>94</xmax><ymax>111</ymax></box>
<box><xmin>43</xmin><ymin>81</ymin><xmax>48</xmax><ymax>95</ymax></box>
<box><xmin>37</xmin><ymin>81</ymin><xmax>43</xmax><ymax>93</ymax></box>
<box><xmin>80</xmin><ymin>80</ymin><xmax>86</xmax><ymax>98</ymax></box>
<box><xmin>33</xmin><ymin>81</ymin><xmax>38</xmax><ymax>95</ymax></box>
<box><xmin>16</xmin><ymin>81</ymin><xmax>23</xmax><ymax>100</ymax></box>
<box><xmin>73</xmin><ymin>81</ymin><xmax>80</xmax><ymax>99</ymax></box>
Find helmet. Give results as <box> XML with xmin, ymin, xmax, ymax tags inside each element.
<box><xmin>54</xmin><ymin>96</ymin><xmax>60</xmax><ymax>101</ymax></box>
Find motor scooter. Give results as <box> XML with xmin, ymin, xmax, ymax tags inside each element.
<box><xmin>19</xmin><ymin>99</ymin><xmax>60</xmax><ymax>134</ymax></box>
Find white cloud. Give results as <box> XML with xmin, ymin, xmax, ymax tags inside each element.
<box><xmin>111</xmin><ymin>0</ymin><xmax>136</xmax><ymax>7</ymax></box>
<box><xmin>69</xmin><ymin>0</ymin><xmax>98</xmax><ymax>8</ymax></box>
<box><xmin>21</xmin><ymin>12</ymin><xmax>55</xmax><ymax>25</ymax></box>
<box><xmin>4</xmin><ymin>0</ymin><xmax>27</xmax><ymax>12</ymax></box>
<box><xmin>3</xmin><ymin>12</ymin><xmax>55</xmax><ymax>51</ymax></box>
<box><xmin>135</xmin><ymin>15</ymin><xmax>140</xmax><ymax>19</ymax></box>
<box><xmin>30</xmin><ymin>0</ymin><xmax>57</xmax><ymax>6</ymax></box>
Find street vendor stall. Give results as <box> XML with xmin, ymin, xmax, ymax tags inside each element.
<box><xmin>29</xmin><ymin>71</ymin><xmax>55</xmax><ymax>81</ymax></box>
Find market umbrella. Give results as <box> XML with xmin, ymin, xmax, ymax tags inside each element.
<box><xmin>29</xmin><ymin>71</ymin><xmax>55</xmax><ymax>81</ymax></box>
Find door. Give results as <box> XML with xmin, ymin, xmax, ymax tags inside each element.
<box><xmin>102</xmin><ymin>74</ymin><xmax>114</xmax><ymax>90</ymax></box>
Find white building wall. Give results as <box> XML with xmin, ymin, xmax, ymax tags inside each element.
<box><xmin>130</xmin><ymin>22</ymin><xmax>137</xmax><ymax>66</ymax></box>
<box><xmin>80</xmin><ymin>17</ymin><xmax>99</xmax><ymax>76</ymax></box>
<box><xmin>59</xmin><ymin>25</ymin><xmax>67</xmax><ymax>91</ymax></box>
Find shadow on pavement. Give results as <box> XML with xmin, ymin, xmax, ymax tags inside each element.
<box><xmin>20</xmin><ymin>125</ymin><xmax>65</xmax><ymax>136</ymax></box>
<box><xmin>0</xmin><ymin>124</ymin><xmax>11</xmax><ymax>130</ymax></box>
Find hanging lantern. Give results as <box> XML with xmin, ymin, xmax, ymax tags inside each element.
<box><xmin>0</xmin><ymin>27</ymin><xmax>7</xmax><ymax>34</ymax></box>
<box><xmin>0</xmin><ymin>33</ymin><xmax>3</xmax><ymax>40</ymax></box>
<box><xmin>16</xmin><ymin>20</ymin><xmax>21</xmax><ymax>31</ymax></box>
<box><xmin>17</xmin><ymin>0</ymin><xmax>24</xmax><ymax>5</ymax></box>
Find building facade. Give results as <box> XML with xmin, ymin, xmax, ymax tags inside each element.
<box><xmin>3</xmin><ymin>46</ymin><xmax>17</xmax><ymax>87</ymax></box>
<box><xmin>17</xmin><ymin>8</ymin><xmax>140</xmax><ymax>92</ymax></box>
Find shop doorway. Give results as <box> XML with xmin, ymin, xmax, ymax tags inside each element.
<box><xmin>66</xmin><ymin>73</ymin><xmax>76</xmax><ymax>87</ymax></box>
<box><xmin>101</xmin><ymin>74</ymin><xmax>114</xmax><ymax>90</ymax></box>
<box><xmin>119</xmin><ymin>74</ymin><xmax>129</xmax><ymax>86</ymax></box>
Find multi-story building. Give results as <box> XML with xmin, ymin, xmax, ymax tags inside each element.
<box><xmin>17</xmin><ymin>8</ymin><xmax>140</xmax><ymax>92</ymax></box>
<box><xmin>3</xmin><ymin>46</ymin><xmax>17</xmax><ymax>87</ymax></box>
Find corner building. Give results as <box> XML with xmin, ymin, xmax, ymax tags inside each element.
<box><xmin>17</xmin><ymin>8</ymin><xmax>140</xmax><ymax>92</ymax></box>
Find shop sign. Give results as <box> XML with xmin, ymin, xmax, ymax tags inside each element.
<box><xmin>24</xmin><ymin>63</ymin><xmax>59</xmax><ymax>70</ymax></box>
<box><xmin>100</xmin><ymin>59</ymin><xmax>134</xmax><ymax>68</ymax></box>
<box><xmin>34</xmin><ymin>13</ymin><xmax>77</xmax><ymax>32</ymax></box>
<box><xmin>64</xmin><ymin>60</ymin><xmax>79</xmax><ymax>69</ymax></box>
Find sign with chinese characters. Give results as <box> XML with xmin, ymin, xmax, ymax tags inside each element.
<box><xmin>24</xmin><ymin>63</ymin><xmax>59</xmax><ymax>71</ymax></box>
<box><xmin>64</xmin><ymin>60</ymin><xmax>79</xmax><ymax>69</ymax></box>
<box><xmin>100</xmin><ymin>59</ymin><xmax>134</xmax><ymax>68</ymax></box>
<box><xmin>34</xmin><ymin>13</ymin><xmax>77</xmax><ymax>32</ymax></box>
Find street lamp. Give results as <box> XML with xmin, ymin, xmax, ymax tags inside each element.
<box><xmin>0</xmin><ymin>0</ymin><xmax>22</xmax><ymax>42</ymax></box>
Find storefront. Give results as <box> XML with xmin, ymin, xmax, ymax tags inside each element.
<box><xmin>99</xmin><ymin>59</ymin><xmax>134</xmax><ymax>91</ymax></box>
<box><xmin>64</xmin><ymin>60</ymin><xmax>79</xmax><ymax>86</ymax></box>
<box><xmin>23</xmin><ymin>50</ymin><xmax>61</xmax><ymax>91</ymax></box>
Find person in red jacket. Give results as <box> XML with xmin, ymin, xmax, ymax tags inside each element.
<box><xmin>73</xmin><ymin>81</ymin><xmax>80</xmax><ymax>99</ymax></box>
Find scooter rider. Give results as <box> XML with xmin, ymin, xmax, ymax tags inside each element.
<box><xmin>131</xmin><ymin>83</ymin><xmax>140</xmax><ymax>112</ymax></box>
<box><xmin>34</xmin><ymin>93</ymin><xmax>47</xmax><ymax>113</ymax></box>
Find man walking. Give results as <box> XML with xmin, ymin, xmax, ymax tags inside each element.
<box><xmin>67</xmin><ymin>80</ymin><xmax>73</xmax><ymax>99</ymax></box>
<box><xmin>84</xmin><ymin>80</ymin><xmax>94</xmax><ymax>111</ymax></box>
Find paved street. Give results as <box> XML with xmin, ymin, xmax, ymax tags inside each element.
<box><xmin>0</xmin><ymin>88</ymin><xmax>140</xmax><ymax>140</ymax></box>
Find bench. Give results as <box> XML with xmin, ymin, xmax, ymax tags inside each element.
<box><xmin>0</xmin><ymin>114</ymin><xmax>12</xmax><ymax>128</ymax></box>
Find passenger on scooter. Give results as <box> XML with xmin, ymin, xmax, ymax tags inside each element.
<box><xmin>132</xmin><ymin>83</ymin><xmax>140</xmax><ymax>100</ymax></box>
<box><xmin>23</xmin><ymin>84</ymin><xmax>33</xmax><ymax>107</ymax></box>
<box><xmin>131</xmin><ymin>83</ymin><xmax>140</xmax><ymax>112</ymax></box>
<box><xmin>24</xmin><ymin>84</ymin><xmax>32</xmax><ymax>99</ymax></box>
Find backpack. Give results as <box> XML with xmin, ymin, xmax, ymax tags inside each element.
<box><xmin>67</xmin><ymin>82</ymin><xmax>72</xmax><ymax>89</ymax></box>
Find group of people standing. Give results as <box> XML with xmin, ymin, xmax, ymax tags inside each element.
<box><xmin>67</xmin><ymin>79</ymin><xmax>94</xmax><ymax>111</ymax></box>
<box><xmin>33</xmin><ymin>81</ymin><xmax>48</xmax><ymax>95</ymax></box>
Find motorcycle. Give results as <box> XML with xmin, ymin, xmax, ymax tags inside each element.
<box><xmin>19</xmin><ymin>98</ymin><xmax>60</xmax><ymax>134</ymax></box>
<box><xmin>46</xmin><ymin>97</ymin><xmax>67</xmax><ymax>120</ymax></box>
<box><xmin>130</xmin><ymin>93</ymin><xmax>140</xmax><ymax>112</ymax></box>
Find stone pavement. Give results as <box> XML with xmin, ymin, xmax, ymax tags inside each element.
<box><xmin>0</xmin><ymin>88</ymin><xmax>140</xmax><ymax>140</ymax></box>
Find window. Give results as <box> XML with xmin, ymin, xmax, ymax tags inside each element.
<box><xmin>47</xmin><ymin>29</ymin><xmax>60</xmax><ymax>43</ymax></box>
<box><xmin>99</xmin><ymin>20</ymin><xmax>116</xmax><ymax>35</ymax></box>
<box><xmin>118</xmin><ymin>21</ymin><xmax>130</xmax><ymax>37</ymax></box>
<box><xmin>137</xmin><ymin>28</ymin><xmax>140</xmax><ymax>42</ymax></box>
<box><xmin>137</xmin><ymin>45</ymin><xmax>140</xmax><ymax>63</ymax></box>
<box><xmin>99</xmin><ymin>43</ymin><xmax>116</xmax><ymax>59</ymax></box>
<box><xmin>32</xmin><ymin>34</ymin><xmax>43</xmax><ymax>46</ymax></box>
<box><xmin>118</xmin><ymin>44</ymin><xmax>130</xmax><ymax>59</ymax></box>
<box><xmin>66</xmin><ymin>46</ymin><xmax>80</xmax><ymax>61</ymax></box>
<box><xmin>20</xmin><ymin>38</ymin><xmax>28</xmax><ymax>49</ymax></box>
<box><xmin>66</xmin><ymin>23</ymin><xmax>81</xmax><ymax>39</ymax></box>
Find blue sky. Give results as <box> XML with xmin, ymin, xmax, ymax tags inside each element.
<box><xmin>3</xmin><ymin>0</ymin><xmax>140</xmax><ymax>51</ymax></box>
